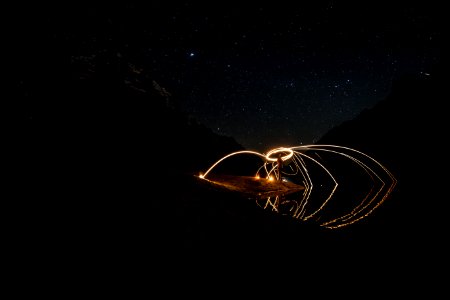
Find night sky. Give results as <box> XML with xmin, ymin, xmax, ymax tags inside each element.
<box><xmin>20</xmin><ymin>2</ymin><xmax>440</xmax><ymax>152</ymax></box>
<box><xmin>139</xmin><ymin>1</ymin><xmax>440</xmax><ymax>152</ymax></box>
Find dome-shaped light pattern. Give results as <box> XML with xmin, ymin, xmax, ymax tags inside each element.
<box><xmin>199</xmin><ymin>145</ymin><xmax>397</xmax><ymax>229</ymax></box>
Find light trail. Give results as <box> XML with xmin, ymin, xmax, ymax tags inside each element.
<box><xmin>199</xmin><ymin>145</ymin><xmax>397</xmax><ymax>229</ymax></box>
<box><xmin>200</xmin><ymin>150</ymin><xmax>266</xmax><ymax>179</ymax></box>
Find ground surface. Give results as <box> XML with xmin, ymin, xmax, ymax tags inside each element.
<box><xmin>200</xmin><ymin>174</ymin><xmax>304</xmax><ymax>197</ymax></box>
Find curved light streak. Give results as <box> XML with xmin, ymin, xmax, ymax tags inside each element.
<box><xmin>200</xmin><ymin>150</ymin><xmax>266</xmax><ymax>179</ymax></box>
<box><xmin>265</xmin><ymin>147</ymin><xmax>294</xmax><ymax>162</ymax></box>
<box><xmin>199</xmin><ymin>144</ymin><xmax>397</xmax><ymax>229</ymax></box>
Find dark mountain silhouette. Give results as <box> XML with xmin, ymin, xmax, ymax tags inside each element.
<box><xmin>15</xmin><ymin>25</ymin><xmax>314</xmax><ymax>265</ymax></box>
<box><xmin>317</xmin><ymin>64</ymin><xmax>446</xmax><ymax>254</ymax></box>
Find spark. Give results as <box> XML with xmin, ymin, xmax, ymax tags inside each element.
<box><xmin>199</xmin><ymin>144</ymin><xmax>397</xmax><ymax>229</ymax></box>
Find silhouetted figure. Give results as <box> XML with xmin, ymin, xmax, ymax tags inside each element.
<box><xmin>276</xmin><ymin>153</ymin><xmax>283</xmax><ymax>182</ymax></box>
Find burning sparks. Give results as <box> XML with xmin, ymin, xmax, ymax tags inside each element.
<box><xmin>199</xmin><ymin>145</ymin><xmax>397</xmax><ymax>229</ymax></box>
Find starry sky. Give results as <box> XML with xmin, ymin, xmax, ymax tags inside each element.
<box><xmin>44</xmin><ymin>1</ymin><xmax>441</xmax><ymax>152</ymax></box>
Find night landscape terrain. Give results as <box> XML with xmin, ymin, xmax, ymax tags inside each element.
<box><xmin>12</xmin><ymin>1</ymin><xmax>446</xmax><ymax>286</ymax></box>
